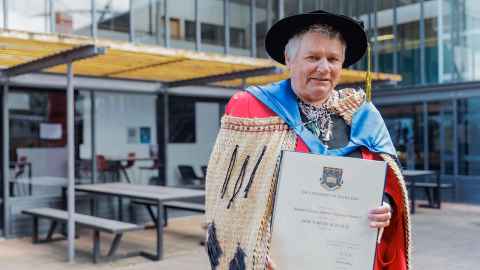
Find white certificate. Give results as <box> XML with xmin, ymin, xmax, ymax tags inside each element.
<box><xmin>270</xmin><ymin>151</ymin><xmax>387</xmax><ymax>270</ymax></box>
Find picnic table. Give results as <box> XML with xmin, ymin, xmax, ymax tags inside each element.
<box><xmin>75</xmin><ymin>183</ymin><xmax>205</xmax><ymax>261</ymax></box>
<box><xmin>403</xmin><ymin>170</ymin><xmax>453</xmax><ymax>214</ymax></box>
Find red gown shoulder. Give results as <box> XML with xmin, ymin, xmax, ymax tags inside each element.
<box><xmin>225</xmin><ymin>91</ymin><xmax>276</xmax><ymax>118</ymax></box>
<box><xmin>225</xmin><ymin>91</ymin><xmax>309</xmax><ymax>152</ymax></box>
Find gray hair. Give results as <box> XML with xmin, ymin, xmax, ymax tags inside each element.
<box><xmin>284</xmin><ymin>24</ymin><xmax>346</xmax><ymax>61</ymax></box>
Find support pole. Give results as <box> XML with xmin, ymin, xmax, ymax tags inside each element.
<box><xmin>3</xmin><ymin>0</ymin><xmax>8</xmax><ymax>29</ymax></box>
<box><xmin>420</xmin><ymin>0</ymin><xmax>426</xmax><ymax>84</ymax></box>
<box><xmin>2</xmin><ymin>82</ymin><xmax>10</xmax><ymax>237</ymax></box>
<box><xmin>423</xmin><ymin>102</ymin><xmax>429</xmax><ymax>170</ymax></box>
<box><xmin>250</xmin><ymin>0</ymin><xmax>256</xmax><ymax>57</ymax></box>
<box><xmin>66</xmin><ymin>63</ymin><xmax>76</xmax><ymax>262</ymax></box>
<box><xmin>163</xmin><ymin>87</ymin><xmax>169</xmax><ymax>186</ymax></box>
<box><xmin>90</xmin><ymin>91</ymin><xmax>97</xmax><ymax>215</ymax></box>
<box><xmin>129</xmin><ymin>0</ymin><xmax>135</xmax><ymax>42</ymax></box>
<box><xmin>91</xmin><ymin>0</ymin><xmax>97</xmax><ymax>39</ymax></box>
<box><xmin>278</xmin><ymin>0</ymin><xmax>284</xmax><ymax>19</ymax></box>
<box><xmin>224</xmin><ymin>0</ymin><xmax>230</xmax><ymax>54</ymax></box>
<box><xmin>195</xmin><ymin>0</ymin><xmax>201</xmax><ymax>51</ymax></box>
<box><xmin>266</xmin><ymin>0</ymin><xmax>272</xmax><ymax>29</ymax></box>
<box><xmin>49</xmin><ymin>0</ymin><xmax>55</xmax><ymax>33</ymax></box>
<box><xmin>164</xmin><ymin>0</ymin><xmax>170</xmax><ymax>48</ymax></box>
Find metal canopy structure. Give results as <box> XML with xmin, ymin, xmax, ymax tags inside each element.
<box><xmin>1</xmin><ymin>44</ymin><xmax>106</xmax><ymax>263</ymax></box>
<box><xmin>0</xmin><ymin>30</ymin><xmax>401</xmax><ymax>87</ymax></box>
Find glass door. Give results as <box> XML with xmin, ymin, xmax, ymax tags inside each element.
<box><xmin>380</xmin><ymin>103</ymin><xmax>425</xmax><ymax>170</ymax></box>
<box><xmin>428</xmin><ymin>101</ymin><xmax>454</xmax><ymax>175</ymax></box>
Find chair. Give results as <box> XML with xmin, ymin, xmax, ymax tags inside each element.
<box><xmin>201</xmin><ymin>165</ymin><xmax>208</xmax><ymax>179</ymax></box>
<box><xmin>96</xmin><ymin>155</ymin><xmax>119</xmax><ymax>182</ymax></box>
<box><xmin>139</xmin><ymin>158</ymin><xmax>162</xmax><ymax>184</ymax></box>
<box><xmin>118</xmin><ymin>152</ymin><xmax>136</xmax><ymax>183</ymax></box>
<box><xmin>178</xmin><ymin>165</ymin><xmax>204</xmax><ymax>187</ymax></box>
<box><xmin>10</xmin><ymin>156</ymin><xmax>31</xmax><ymax>196</ymax></box>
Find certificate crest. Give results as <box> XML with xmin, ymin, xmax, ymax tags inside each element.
<box><xmin>320</xmin><ymin>166</ymin><xmax>343</xmax><ymax>191</ymax></box>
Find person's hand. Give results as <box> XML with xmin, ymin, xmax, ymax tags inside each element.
<box><xmin>266</xmin><ymin>255</ymin><xmax>277</xmax><ymax>270</ymax></box>
<box><xmin>368</xmin><ymin>202</ymin><xmax>392</xmax><ymax>243</ymax></box>
<box><xmin>368</xmin><ymin>202</ymin><xmax>392</xmax><ymax>229</ymax></box>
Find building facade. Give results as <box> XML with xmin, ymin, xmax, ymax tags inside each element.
<box><xmin>1</xmin><ymin>0</ymin><xmax>480</xmax><ymax>237</ymax></box>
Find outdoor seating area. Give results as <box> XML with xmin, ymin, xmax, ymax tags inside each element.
<box><xmin>0</xmin><ymin>214</ymin><xmax>209</xmax><ymax>269</ymax></box>
<box><xmin>177</xmin><ymin>165</ymin><xmax>207</xmax><ymax>189</ymax></box>
<box><xmin>22</xmin><ymin>208</ymin><xmax>145</xmax><ymax>263</ymax></box>
<box><xmin>15</xmin><ymin>182</ymin><xmax>205</xmax><ymax>264</ymax></box>
<box><xmin>403</xmin><ymin>170</ymin><xmax>455</xmax><ymax>214</ymax></box>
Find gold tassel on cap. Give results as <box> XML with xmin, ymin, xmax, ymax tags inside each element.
<box><xmin>365</xmin><ymin>43</ymin><xmax>372</xmax><ymax>102</ymax></box>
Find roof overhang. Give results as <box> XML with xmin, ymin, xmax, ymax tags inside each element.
<box><xmin>0</xmin><ymin>29</ymin><xmax>401</xmax><ymax>88</ymax></box>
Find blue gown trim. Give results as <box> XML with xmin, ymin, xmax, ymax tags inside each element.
<box><xmin>245</xmin><ymin>79</ymin><xmax>397</xmax><ymax>157</ymax></box>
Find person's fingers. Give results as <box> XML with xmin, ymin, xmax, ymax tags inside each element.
<box><xmin>369</xmin><ymin>219</ymin><xmax>390</xmax><ymax>228</ymax></box>
<box><xmin>266</xmin><ymin>255</ymin><xmax>277</xmax><ymax>270</ymax></box>
<box><xmin>368</xmin><ymin>211</ymin><xmax>391</xmax><ymax>222</ymax></box>
<box><xmin>369</xmin><ymin>204</ymin><xmax>391</xmax><ymax>214</ymax></box>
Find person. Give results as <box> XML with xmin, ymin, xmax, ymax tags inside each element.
<box><xmin>205</xmin><ymin>10</ymin><xmax>410</xmax><ymax>270</ymax></box>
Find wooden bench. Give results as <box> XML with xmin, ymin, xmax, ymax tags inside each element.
<box><xmin>404</xmin><ymin>170</ymin><xmax>454</xmax><ymax>213</ymax></box>
<box><xmin>406</xmin><ymin>182</ymin><xmax>454</xmax><ymax>208</ymax></box>
<box><xmin>22</xmin><ymin>208</ymin><xmax>144</xmax><ymax>263</ymax></box>
<box><xmin>131</xmin><ymin>200</ymin><xmax>205</xmax><ymax>227</ymax></box>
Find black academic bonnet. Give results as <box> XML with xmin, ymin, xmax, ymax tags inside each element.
<box><xmin>265</xmin><ymin>10</ymin><xmax>367</xmax><ymax>67</ymax></box>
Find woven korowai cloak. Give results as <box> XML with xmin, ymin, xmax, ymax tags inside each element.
<box><xmin>205</xmin><ymin>116</ymin><xmax>296</xmax><ymax>270</ymax></box>
<box><xmin>205</xmin><ymin>85</ymin><xmax>411</xmax><ymax>270</ymax></box>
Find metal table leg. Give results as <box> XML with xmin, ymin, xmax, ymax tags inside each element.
<box><xmin>156</xmin><ymin>199</ymin><xmax>163</xmax><ymax>260</ymax></box>
<box><xmin>411</xmin><ymin>176</ymin><xmax>416</xmax><ymax>214</ymax></box>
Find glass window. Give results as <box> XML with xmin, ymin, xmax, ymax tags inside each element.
<box><xmin>201</xmin><ymin>22</ymin><xmax>225</xmax><ymax>47</ymax></box>
<box><xmin>93</xmin><ymin>92</ymin><xmax>159</xmax><ymax>184</ymax></box>
<box><xmin>397</xmin><ymin>0</ymin><xmax>417</xmax><ymax>7</ymax></box>
<box><xmin>185</xmin><ymin>20</ymin><xmax>196</xmax><ymax>42</ymax></box>
<box><xmin>428</xmin><ymin>101</ymin><xmax>454</xmax><ymax>174</ymax></box>
<box><xmin>458</xmin><ymin>98</ymin><xmax>480</xmax><ymax>176</ymax></box>
<box><xmin>0</xmin><ymin>0</ymin><xmax>4</xmax><ymax>28</ymax></box>
<box><xmin>379</xmin><ymin>103</ymin><xmax>425</xmax><ymax>170</ymax></box>
<box><xmin>303</xmin><ymin>0</ymin><xmax>318</xmax><ymax>12</ymax></box>
<box><xmin>8</xmin><ymin>0</ymin><xmax>49</xmax><ymax>32</ymax></box>
<box><xmin>229</xmin><ymin>0</ymin><xmax>251</xmax><ymax>55</ymax></box>
<box><xmin>378</xmin><ymin>0</ymin><xmax>395</xmax><ymax>11</ymax></box>
<box><xmin>349</xmin><ymin>0</ymin><xmax>371</xmax><ymax>17</ymax></box>
<box><xmin>53</xmin><ymin>1</ymin><xmax>92</xmax><ymax>36</ymax></box>
<box><xmin>441</xmin><ymin>0</ymin><xmax>480</xmax><ymax>83</ymax></box>
<box><xmin>199</xmin><ymin>0</ymin><xmax>225</xmax><ymax>53</ymax></box>
<box><xmin>376</xmin><ymin>0</ymin><xmax>395</xmax><ymax>74</ymax></box>
<box><xmin>8</xmin><ymin>89</ymin><xmax>72</xmax><ymax>200</ymax></box>
<box><xmin>169</xmin><ymin>96</ymin><xmax>196</xmax><ymax>143</ymax></box>
<box><xmin>425</xmin><ymin>14</ymin><xmax>439</xmax><ymax>84</ymax></box>
<box><xmin>132</xmin><ymin>0</ymin><xmax>165</xmax><ymax>45</ymax></box>
<box><xmin>96</xmin><ymin>0</ymin><xmax>130</xmax><ymax>41</ymax></box>
<box><xmin>255</xmin><ymin>0</ymin><xmax>279</xmax><ymax>58</ymax></box>
<box><xmin>169</xmin><ymin>0</ymin><xmax>196</xmax><ymax>50</ymax></box>
<box><xmin>285</xmin><ymin>0</ymin><xmax>300</xmax><ymax>16</ymax></box>
<box><xmin>397</xmin><ymin>1</ymin><xmax>421</xmax><ymax>85</ymax></box>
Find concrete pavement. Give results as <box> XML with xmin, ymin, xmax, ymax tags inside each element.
<box><xmin>0</xmin><ymin>202</ymin><xmax>479</xmax><ymax>269</ymax></box>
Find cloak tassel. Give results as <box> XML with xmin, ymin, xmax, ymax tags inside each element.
<box><xmin>229</xmin><ymin>244</ymin><xmax>247</xmax><ymax>270</ymax></box>
<box><xmin>207</xmin><ymin>222</ymin><xmax>223</xmax><ymax>269</ymax></box>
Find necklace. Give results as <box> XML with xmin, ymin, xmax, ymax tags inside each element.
<box><xmin>298</xmin><ymin>95</ymin><xmax>336</xmax><ymax>142</ymax></box>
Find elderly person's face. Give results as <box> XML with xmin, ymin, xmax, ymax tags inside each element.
<box><xmin>285</xmin><ymin>31</ymin><xmax>345</xmax><ymax>106</ymax></box>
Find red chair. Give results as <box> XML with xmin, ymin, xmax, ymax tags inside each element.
<box><xmin>96</xmin><ymin>155</ymin><xmax>119</xmax><ymax>182</ymax></box>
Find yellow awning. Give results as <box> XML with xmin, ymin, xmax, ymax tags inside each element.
<box><xmin>216</xmin><ymin>68</ymin><xmax>401</xmax><ymax>88</ymax></box>
<box><xmin>0</xmin><ymin>29</ymin><xmax>401</xmax><ymax>86</ymax></box>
